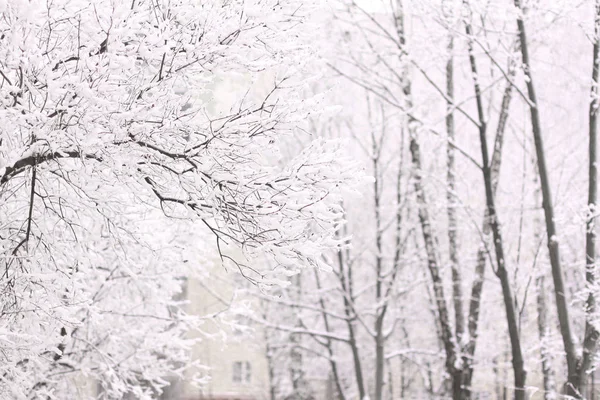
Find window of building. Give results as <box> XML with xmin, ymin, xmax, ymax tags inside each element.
<box><xmin>232</xmin><ymin>361</ymin><xmax>251</xmax><ymax>384</ymax></box>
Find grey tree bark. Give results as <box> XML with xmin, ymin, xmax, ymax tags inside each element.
<box><xmin>336</xmin><ymin>245</ymin><xmax>367</xmax><ymax>399</ymax></box>
<box><xmin>461</xmin><ymin>67</ymin><xmax>514</xmax><ymax>400</ymax></box>
<box><xmin>372</xmin><ymin>117</ymin><xmax>386</xmax><ymax>400</ymax></box>
<box><xmin>537</xmin><ymin>273</ymin><xmax>557</xmax><ymax>399</ymax></box>
<box><xmin>314</xmin><ymin>270</ymin><xmax>346</xmax><ymax>400</ymax></box>
<box><xmin>446</xmin><ymin>33</ymin><xmax>464</xmax><ymax>350</ymax></box>
<box><xmin>394</xmin><ymin>2</ymin><xmax>515</xmax><ymax>398</ymax></box>
<box><xmin>578</xmin><ymin>1</ymin><xmax>600</xmax><ymax>395</ymax></box>
<box><xmin>463</xmin><ymin>3</ymin><xmax>526</xmax><ymax>397</ymax></box>
<box><xmin>392</xmin><ymin>3</ymin><xmax>458</xmax><ymax>394</ymax></box>
<box><xmin>512</xmin><ymin>0</ymin><xmax>600</xmax><ymax>396</ymax></box>
<box><xmin>531</xmin><ymin>173</ymin><xmax>558</xmax><ymax>400</ymax></box>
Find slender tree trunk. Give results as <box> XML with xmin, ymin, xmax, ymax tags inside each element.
<box><xmin>266</xmin><ymin>341</ymin><xmax>278</xmax><ymax>400</ymax></box>
<box><xmin>503</xmin><ymin>350</ymin><xmax>509</xmax><ymax>400</ymax></box>
<box><xmin>387</xmin><ymin>359</ymin><xmax>394</xmax><ymax>400</ymax></box>
<box><xmin>409</xmin><ymin>133</ymin><xmax>458</xmax><ymax>374</ymax></box>
<box><xmin>425</xmin><ymin>360</ymin><xmax>435</xmax><ymax>398</ymax></box>
<box><xmin>472</xmin><ymin>84</ymin><xmax>527</xmax><ymax>400</ymax></box>
<box><xmin>446</xmin><ymin>32</ymin><xmax>464</xmax><ymax>350</ymax></box>
<box><xmin>531</xmin><ymin>176</ymin><xmax>557</xmax><ymax>400</ymax></box>
<box><xmin>537</xmin><ymin>274</ymin><xmax>557</xmax><ymax>399</ymax></box>
<box><xmin>464</xmin><ymin>4</ymin><xmax>526</xmax><ymax>397</ymax></box>
<box><xmin>337</xmin><ymin>248</ymin><xmax>367</xmax><ymax>399</ymax></box>
<box><xmin>400</xmin><ymin>3</ymin><xmax>515</xmax><ymax>398</ymax></box>
<box><xmin>314</xmin><ymin>271</ymin><xmax>347</xmax><ymax>400</ymax></box>
<box><xmin>372</xmin><ymin>124</ymin><xmax>386</xmax><ymax>400</ymax></box>
<box><xmin>579</xmin><ymin>1</ymin><xmax>600</xmax><ymax>395</ymax></box>
<box><xmin>400</xmin><ymin>358</ymin><xmax>406</xmax><ymax>398</ymax></box>
<box><xmin>462</xmin><ymin>71</ymin><xmax>514</xmax><ymax>398</ymax></box>
<box><xmin>393</xmin><ymin>1</ymin><xmax>458</xmax><ymax>392</ymax></box>
<box><xmin>445</xmin><ymin>34</ymin><xmax>471</xmax><ymax>400</ymax></box>
<box><xmin>513</xmin><ymin>0</ymin><xmax>600</xmax><ymax>396</ymax></box>
<box><xmin>512</xmin><ymin>0</ymin><xmax>578</xmax><ymax>394</ymax></box>
<box><xmin>375</xmin><ymin>316</ymin><xmax>385</xmax><ymax>400</ymax></box>
<box><xmin>263</xmin><ymin>304</ymin><xmax>278</xmax><ymax>400</ymax></box>
<box><xmin>455</xmin><ymin>37</ymin><xmax>514</xmax><ymax>400</ymax></box>
<box><xmin>493</xmin><ymin>356</ymin><xmax>502</xmax><ymax>400</ymax></box>
<box><xmin>289</xmin><ymin>275</ymin><xmax>306</xmax><ymax>395</ymax></box>
<box><xmin>371</xmin><ymin>105</ymin><xmax>405</xmax><ymax>400</ymax></box>
<box><xmin>400</xmin><ymin>324</ymin><xmax>412</xmax><ymax>398</ymax></box>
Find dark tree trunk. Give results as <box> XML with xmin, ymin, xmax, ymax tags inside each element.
<box><xmin>464</xmin><ymin>3</ymin><xmax>526</xmax><ymax>397</ymax></box>
<box><xmin>537</xmin><ymin>274</ymin><xmax>557</xmax><ymax>399</ymax></box>
<box><xmin>409</xmin><ymin>133</ymin><xmax>458</xmax><ymax>379</ymax></box>
<box><xmin>337</xmin><ymin>248</ymin><xmax>367</xmax><ymax>399</ymax></box>
<box><xmin>513</xmin><ymin>0</ymin><xmax>600</xmax><ymax>396</ymax></box>
<box><xmin>393</xmin><ymin>2</ymin><xmax>458</xmax><ymax>394</ymax></box>
<box><xmin>514</xmin><ymin>0</ymin><xmax>577</xmax><ymax>391</ymax></box>
<box><xmin>578</xmin><ymin>1</ymin><xmax>600</xmax><ymax>395</ymax></box>
<box><xmin>532</xmin><ymin>178</ymin><xmax>557</xmax><ymax>399</ymax></box>
<box><xmin>371</xmin><ymin>121</ymin><xmax>387</xmax><ymax>400</ymax></box>
<box><xmin>460</xmin><ymin>38</ymin><xmax>515</xmax><ymax>400</ymax></box>
<box><xmin>446</xmin><ymin>33</ymin><xmax>465</xmax><ymax>349</ymax></box>
<box><xmin>314</xmin><ymin>271</ymin><xmax>346</xmax><ymax>400</ymax></box>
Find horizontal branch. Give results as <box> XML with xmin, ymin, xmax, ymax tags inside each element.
<box><xmin>1</xmin><ymin>150</ymin><xmax>102</xmax><ymax>186</ymax></box>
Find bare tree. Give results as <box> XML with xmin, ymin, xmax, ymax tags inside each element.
<box><xmin>511</xmin><ymin>0</ymin><xmax>600</xmax><ymax>396</ymax></box>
